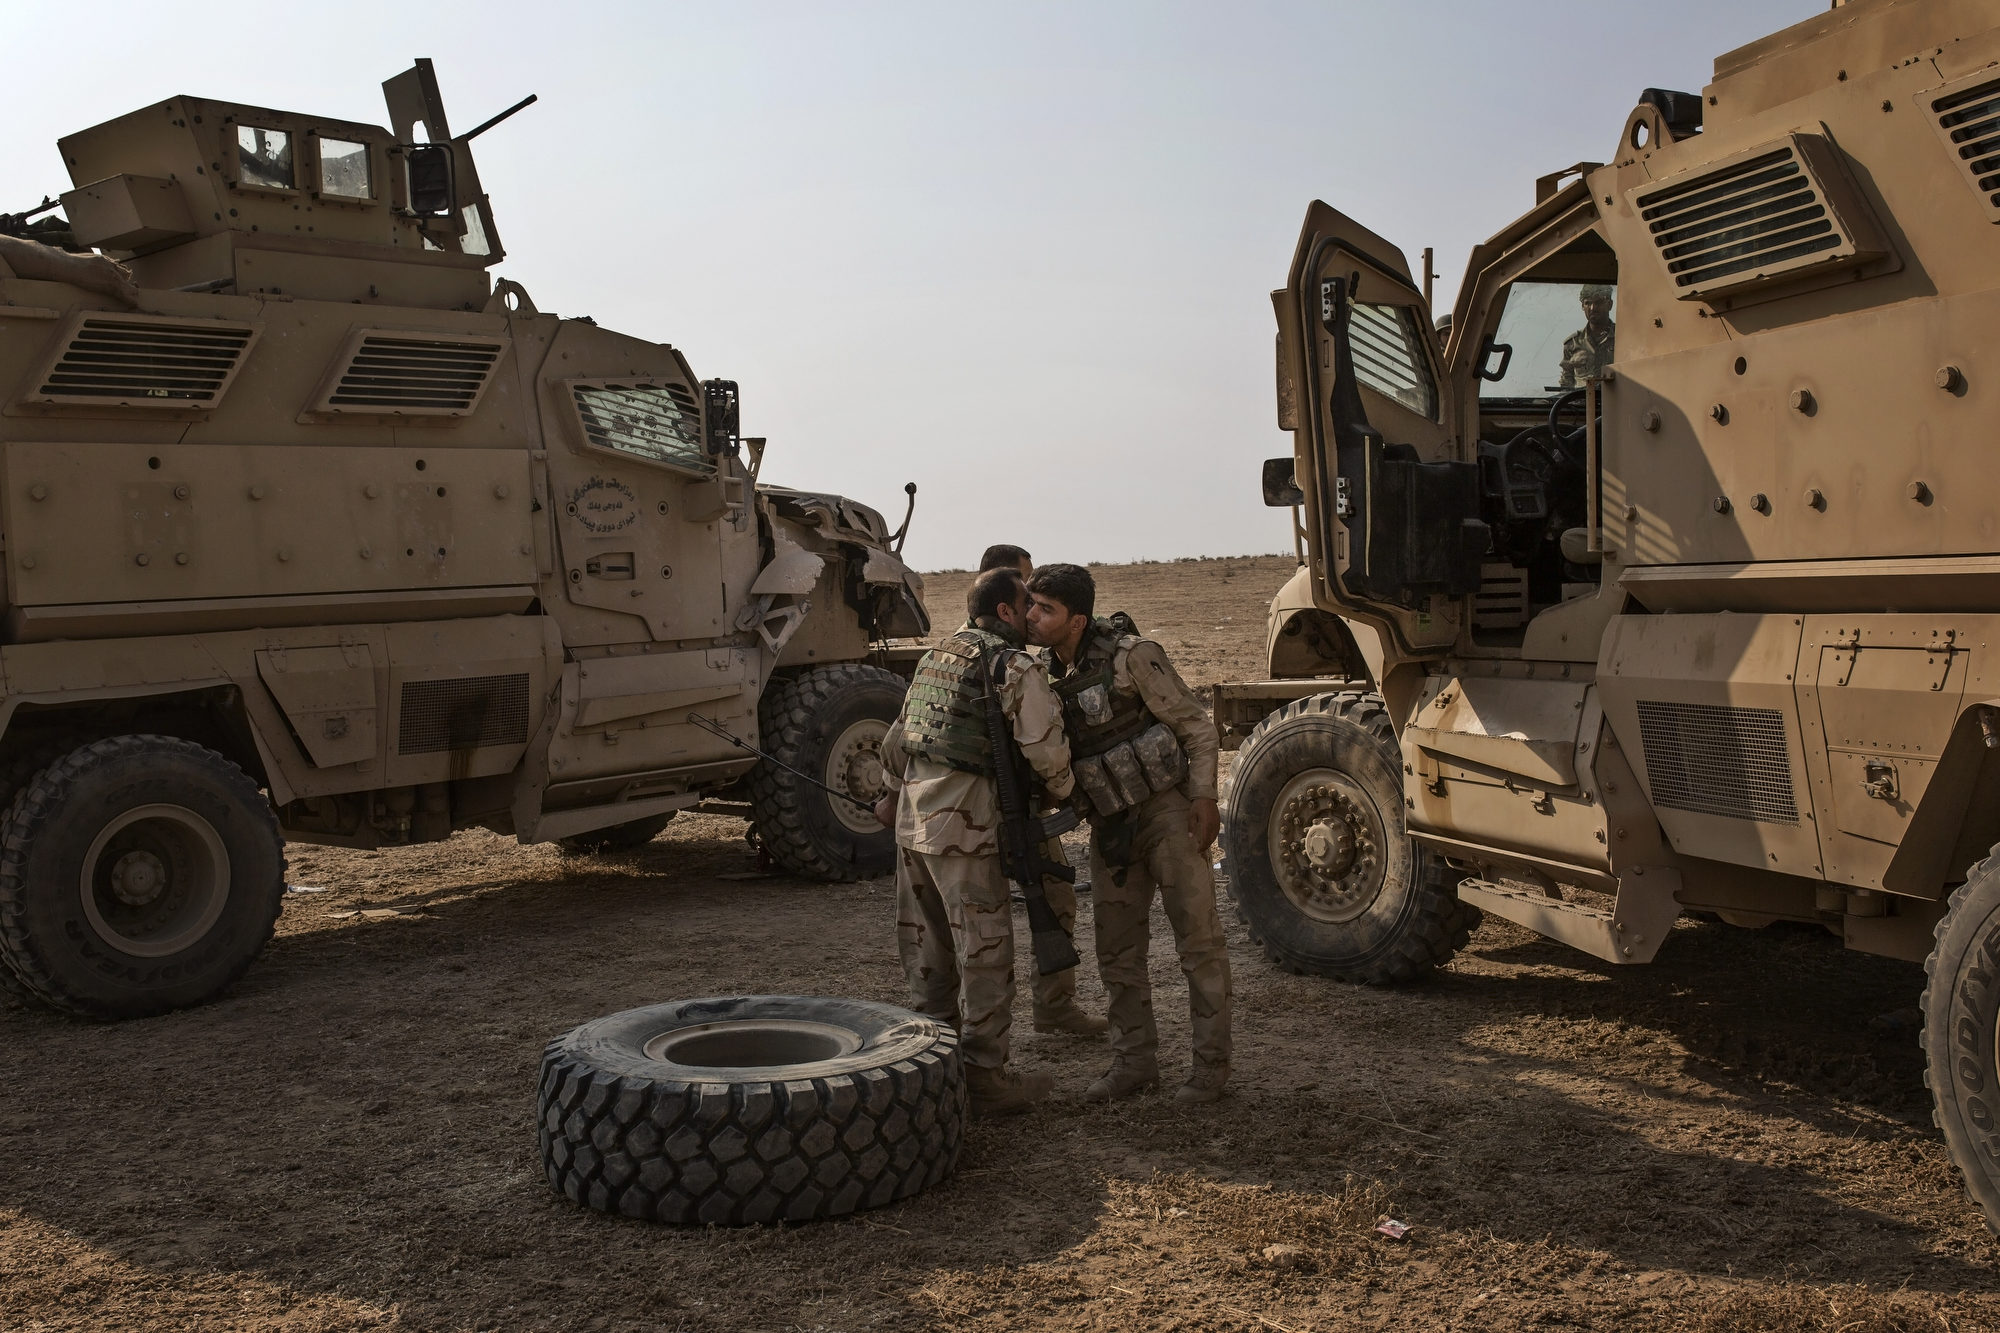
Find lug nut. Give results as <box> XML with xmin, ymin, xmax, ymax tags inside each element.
<box><xmin>1908</xmin><ymin>480</ymin><xmax>1932</xmax><ymax>502</ymax></box>
<box><xmin>1937</xmin><ymin>365</ymin><xmax>1964</xmax><ymax>392</ymax></box>
<box><xmin>1804</xmin><ymin>488</ymin><xmax>1825</xmax><ymax>510</ymax></box>
<box><xmin>1640</xmin><ymin>409</ymin><xmax>1661</xmax><ymax>432</ymax></box>
<box><xmin>1750</xmin><ymin>493</ymin><xmax>1770</xmax><ymax>513</ymax></box>
<box><xmin>1790</xmin><ymin>388</ymin><xmax>1814</xmax><ymax>412</ymax></box>
<box><xmin>1713</xmin><ymin>495</ymin><xmax>1731</xmax><ymax>514</ymax></box>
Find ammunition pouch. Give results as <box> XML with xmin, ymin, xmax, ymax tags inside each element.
<box><xmin>1071</xmin><ymin>721</ymin><xmax>1188</xmax><ymax>819</ymax></box>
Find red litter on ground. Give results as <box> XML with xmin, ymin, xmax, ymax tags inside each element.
<box><xmin>1374</xmin><ymin>1217</ymin><xmax>1411</xmax><ymax>1240</ymax></box>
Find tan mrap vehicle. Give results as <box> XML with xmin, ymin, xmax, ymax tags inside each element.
<box><xmin>0</xmin><ymin>63</ymin><xmax>927</xmax><ymax>1021</ymax></box>
<box><xmin>1214</xmin><ymin>0</ymin><xmax>2000</xmax><ymax>1230</ymax></box>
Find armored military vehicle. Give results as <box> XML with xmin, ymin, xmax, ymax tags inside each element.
<box><xmin>1214</xmin><ymin>0</ymin><xmax>2000</xmax><ymax>1229</ymax></box>
<box><xmin>0</xmin><ymin>63</ymin><xmax>926</xmax><ymax>1020</ymax></box>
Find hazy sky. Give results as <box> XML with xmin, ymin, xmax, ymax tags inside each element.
<box><xmin>9</xmin><ymin>1</ymin><xmax>1816</xmax><ymax>571</ymax></box>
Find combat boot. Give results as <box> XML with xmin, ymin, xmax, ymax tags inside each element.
<box><xmin>965</xmin><ymin>1065</ymin><xmax>1055</xmax><ymax>1117</ymax></box>
<box><xmin>1174</xmin><ymin>1063</ymin><xmax>1229</xmax><ymax>1105</ymax></box>
<box><xmin>1033</xmin><ymin>1004</ymin><xmax>1109</xmax><ymax>1037</ymax></box>
<box><xmin>1083</xmin><ymin>1057</ymin><xmax>1159</xmax><ymax>1101</ymax></box>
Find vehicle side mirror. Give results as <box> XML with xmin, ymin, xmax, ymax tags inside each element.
<box><xmin>1478</xmin><ymin>336</ymin><xmax>1513</xmax><ymax>383</ymax></box>
<box><xmin>703</xmin><ymin>379</ymin><xmax>740</xmax><ymax>456</ymax></box>
<box><xmin>405</xmin><ymin>145</ymin><xmax>455</xmax><ymax>217</ymax></box>
<box><xmin>1262</xmin><ymin>456</ymin><xmax>1305</xmax><ymax>507</ymax></box>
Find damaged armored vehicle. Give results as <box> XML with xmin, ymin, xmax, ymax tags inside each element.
<box><xmin>1215</xmin><ymin>0</ymin><xmax>2000</xmax><ymax>1230</ymax></box>
<box><xmin>0</xmin><ymin>62</ymin><xmax>925</xmax><ymax>1019</ymax></box>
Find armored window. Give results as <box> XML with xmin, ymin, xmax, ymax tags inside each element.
<box><xmin>462</xmin><ymin>202</ymin><xmax>493</xmax><ymax>258</ymax></box>
<box><xmin>1480</xmin><ymin>280</ymin><xmax>1617</xmax><ymax>400</ymax></box>
<box><xmin>317</xmin><ymin>137</ymin><xmax>372</xmax><ymax>199</ymax></box>
<box><xmin>1349</xmin><ymin>302</ymin><xmax>1437</xmax><ymax>420</ymax></box>
<box><xmin>570</xmin><ymin>381</ymin><xmax>712</xmax><ymax>475</ymax></box>
<box><xmin>235</xmin><ymin>126</ymin><xmax>294</xmax><ymax>190</ymax></box>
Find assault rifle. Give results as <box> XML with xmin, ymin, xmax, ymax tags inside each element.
<box><xmin>980</xmin><ymin>648</ymin><xmax>1082</xmax><ymax>976</ymax></box>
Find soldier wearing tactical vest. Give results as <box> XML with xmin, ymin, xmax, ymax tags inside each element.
<box><xmin>1024</xmin><ymin>563</ymin><xmax>1232</xmax><ymax>1104</ymax></box>
<box><xmin>879</xmin><ymin>566</ymin><xmax>1076</xmax><ymax>1116</ymax></box>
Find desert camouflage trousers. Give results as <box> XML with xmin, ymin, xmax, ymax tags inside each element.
<box><xmin>1090</xmin><ymin>787</ymin><xmax>1232</xmax><ymax>1073</ymax></box>
<box><xmin>1032</xmin><ymin>838</ymin><xmax>1083</xmax><ymax>1018</ymax></box>
<box><xmin>895</xmin><ymin>848</ymin><xmax>1017</xmax><ymax>1071</ymax></box>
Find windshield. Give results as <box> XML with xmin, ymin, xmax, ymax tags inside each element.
<box><xmin>1479</xmin><ymin>280</ymin><xmax>1616</xmax><ymax>399</ymax></box>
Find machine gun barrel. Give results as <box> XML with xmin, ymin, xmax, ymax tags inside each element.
<box><xmin>980</xmin><ymin>650</ymin><xmax>1081</xmax><ymax>976</ymax></box>
<box><xmin>0</xmin><ymin>196</ymin><xmax>61</xmax><ymax>236</ymax></box>
<box><xmin>461</xmin><ymin>94</ymin><xmax>538</xmax><ymax>143</ymax></box>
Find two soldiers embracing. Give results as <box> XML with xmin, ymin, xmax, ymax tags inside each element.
<box><xmin>879</xmin><ymin>561</ymin><xmax>1232</xmax><ymax>1117</ymax></box>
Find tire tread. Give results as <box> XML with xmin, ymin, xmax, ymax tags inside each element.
<box><xmin>1223</xmin><ymin>690</ymin><xmax>1466</xmax><ymax>984</ymax></box>
<box><xmin>747</xmin><ymin>663</ymin><xmax>904</xmax><ymax>881</ymax></box>
<box><xmin>537</xmin><ymin>1011</ymin><xmax>964</xmax><ymax>1224</ymax></box>
<box><xmin>0</xmin><ymin>734</ymin><xmax>284</xmax><ymax>1019</ymax></box>
<box><xmin>1921</xmin><ymin>844</ymin><xmax>2000</xmax><ymax>1234</ymax></box>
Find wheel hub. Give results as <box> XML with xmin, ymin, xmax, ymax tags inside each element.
<box><xmin>825</xmin><ymin>719</ymin><xmax>890</xmax><ymax>836</ymax></box>
<box><xmin>1302</xmin><ymin>822</ymin><xmax>1356</xmax><ymax>876</ymax></box>
<box><xmin>80</xmin><ymin>803</ymin><xmax>231</xmax><ymax>958</ymax></box>
<box><xmin>1267</xmin><ymin>768</ymin><xmax>1385</xmax><ymax>924</ymax></box>
<box><xmin>109</xmin><ymin>849</ymin><xmax>168</xmax><ymax>906</ymax></box>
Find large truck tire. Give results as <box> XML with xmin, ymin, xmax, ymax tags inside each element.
<box><xmin>749</xmin><ymin>664</ymin><xmax>905</xmax><ymax>881</ymax></box>
<box><xmin>1220</xmin><ymin>690</ymin><xmax>1471</xmax><ymax>983</ymax></box>
<box><xmin>0</xmin><ymin>735</ymin><xmax>286</xmax><ymax>1020</ymax></box>
<box><xmin>557</xmin><ymin>813</ymin><xmax>675</xmax><ymax>857</ymax></box>
<box><xmin>0</xmin><ymin>739</ymin><xmax>83</xmax><ymax>1010</ymax></box>
<box><xmin>538</xmin><ymin>996</ymin><xmax>964</xmax><ymax>1225</ymax></box>
<box><xmin>1923</xmin><ymin>847</ymin><xmax>2000</xmax><ymax>1234</ymax></box>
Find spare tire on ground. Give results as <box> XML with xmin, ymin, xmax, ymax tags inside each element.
<box><xmin>538</xmin><ymin>996</ymin><xmax>965</xmax><ymax>1225</ymax></box>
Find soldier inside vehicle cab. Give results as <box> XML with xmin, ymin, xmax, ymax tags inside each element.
<box><xmin>1558</xmin><ymin>283</ymin><xmax>1615</xmax><ymax>388</ymax></box>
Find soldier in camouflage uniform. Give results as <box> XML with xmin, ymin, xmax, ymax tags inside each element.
<box><xmin>1558</xmin><ymin>284</ymin><xmax>1616</xmax><ymax>388</ymax></box>
<box><xmin>1025</xmin><ymin>563</ymin><xmax>1232</xmax><ymax>1104</ymax></box>
<box><xmin>877</xmin><ymin>566</ymin><xmax>1076</xmax><ymax>1116</ymax></box>
<box><xmin>968</xmin><ymin>543</ymin><xmax>1106</xmax><ymax>1037</ymax></box>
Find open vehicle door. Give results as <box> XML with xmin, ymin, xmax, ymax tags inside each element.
<box><xmin>1274</xmin><ymin>202</ymin><xmax>1484</xmax><ymax>655</ymax></box>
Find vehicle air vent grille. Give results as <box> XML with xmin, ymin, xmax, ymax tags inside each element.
<box><xmin>26</xmin><ymin>315</ymin><xmax>256</xmax><ymax>409</ymax></box>
<box><xmin>1632</xmin><ymin>133</ymin><xmax>1880</xmax><ymax>301</ymax></box>
<box><xmin>397</xmin><ymin>673</ymin><xmax>532</xmax><ymax>755</ymax></box>
<box><xmin>309</xmin><ymin>331</ymin><xmax>507</xmax><ymax>417</ymax></box>
<box><xmin>1634</xmin><ymin>699</ymin><xmax>1799</xmax><ymax>825</ymax></box>
<box><xmin>1922</xmin><ymin>73</ymin><xmax>2000</xmax><ymax>222</ymax></box>
<box><xmin>570</xmin><ymin>381</ymin><xmax>713</xmax><ymax>475</ymax></box>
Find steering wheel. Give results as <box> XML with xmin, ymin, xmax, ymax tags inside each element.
<box><xmin>1545</xmin><ymin>389</ymin><xmax>1593</xmax><ymax>459</ymax></box>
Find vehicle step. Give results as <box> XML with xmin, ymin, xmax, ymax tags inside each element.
<box><xmin>1456</xmin><ymin>876</ymin><xmax>1672</xmax><ymax>965</ymax></box>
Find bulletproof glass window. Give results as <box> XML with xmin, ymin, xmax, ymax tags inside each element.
<box><xmin>318</xmin><ymin>137</ymin><xmax>372</xmax><ymax>198</ymax></box>
<box><xmin>461</xmin><ymin>201</ymin><xmax>493</xmax><ymax>258</ymax></box>
<box><xmin>1350</xmin><ymin>301</ymin><xmax>1438</xmax><ymax>420</ymax></box>
<box><xmin>235</xmin><ymin>127</ymin><xmax>294</xmax><ymax>190</ymax></box>
<box><xmin>572</xmin><ymin>383</ymin><xmax>713</xmax><ymax>475</ymax></box>
<box><xmin>1480</xmin><ymin>281</ymin><xmax>1617</xmax><ymax>399</ymax></box>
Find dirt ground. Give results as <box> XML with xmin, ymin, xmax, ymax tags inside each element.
<box><xmin>2</xmin><ymin>554</ymin><xmax>1996</xmax><ymax>1331</ymax></box>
